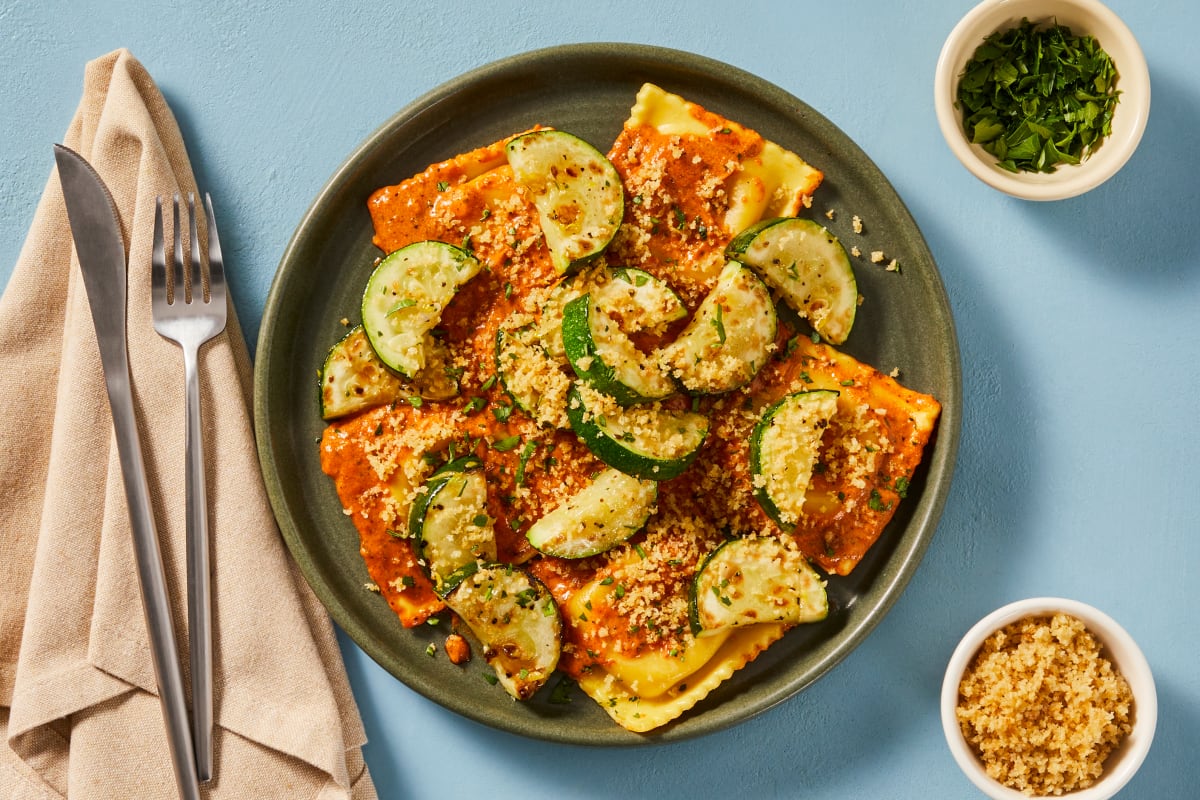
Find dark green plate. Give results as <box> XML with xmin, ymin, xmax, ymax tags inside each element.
<box><xmin>254</xmin><ymin>43</ymin><xmax>961</xmax><ymax>745</ymax></box>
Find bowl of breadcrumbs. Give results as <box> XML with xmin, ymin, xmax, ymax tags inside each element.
<box><xmin>941</xmin><ymin>598</ymin><xmax>1156</xmax><ymax>798</ymax></box>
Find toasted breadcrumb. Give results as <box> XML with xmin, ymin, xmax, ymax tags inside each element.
<box><xmin>956</xmin><ymin>614</ymin><xmax>1133</xmax><ymax>796</ymax></box>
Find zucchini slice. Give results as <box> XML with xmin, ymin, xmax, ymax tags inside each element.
<box><xmin>361</xmin><ymin>241</ymin><xmax>482</xmax><ymax>377</ymax></box>
<box><xmin>320</xmin><ymin>326</ymin><xmax>459</xmax><ymax>419</ymax></box>
<box><xmin>660</xmin><ymin>261</ymin><xmax>777</xmax><ymax>394</ymax></box>
<box><xmin>749</xmin><ymin>390</ymin><xmax>839</xmax><ymax>527</ymax></box>
<box><xmin>565</xmin><ymin>385</ymin><xmax>708</xmax><ymax>481</ymax></box>
<box><xmin>726</xmin><ymin>217</ymin><xmax>857</xmax><ymax>345</ymax></box>
<box><xmin>320</xmin><ymin>326</ymin><xmax>404</xmax><ymax>419</ymax></box>
<box><xmin>562</xmin><ymin>293</ymin><xmax>676</xmax><ymax>405</ymax></box>
<box><xmin>506</xmin><ymin>130</ymin><xmax>624</xmax><ymax>273</ymax></box>
<box><xmin>525</xmin><ymin>468</ymin><xmax>657</xmax><ymax>558</ymax></box>
<box><xmin>689</xmin><ymin>537</ymin><xmax>828</xmax><ymax>636</ymax></box>
<box><xmin>445</xmin><ymin>564</ymin><xmax>562</xmax><ymax>700</ymax></box>
<box><xmin>408</xmin><ymin>469</ymin><xmax>497</xmax><ymax>596</ymax></box>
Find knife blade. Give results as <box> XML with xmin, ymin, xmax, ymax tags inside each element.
<box><xmin>54</xmin><ymin>144</ymin><xmax>201</xmax><ymax>800</ymax></box>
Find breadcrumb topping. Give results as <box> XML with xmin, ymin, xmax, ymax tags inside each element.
<box><xmin>956</xmin><ymin>614</ymin><xmax>1134</xmax><ymax>796</ymax></box>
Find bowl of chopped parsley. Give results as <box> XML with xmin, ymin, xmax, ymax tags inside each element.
<box><xmin>934</xmin><ymin>0</ymin><xmax>1150</xmax><ymax>200</ymax></box>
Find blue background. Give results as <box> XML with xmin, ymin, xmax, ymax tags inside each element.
<box><xmin>2</xmin><ymin>1</ymin><xmax>1196</xmax><ymax>797</ymax></box>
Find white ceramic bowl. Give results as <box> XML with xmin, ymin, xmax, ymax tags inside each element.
<box><xmin>934</xmin><ymin>0</ymin><xmax>1151</xmax><ymax>200</ymax></box>
<box><xmin>941</xmin><ymin>598</ymin><xmax>1157</xmax><ymax>800</ymax></box>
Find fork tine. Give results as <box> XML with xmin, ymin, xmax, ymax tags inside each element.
<box><xmin>152</xmin><ymin>196</ymin><xmax>168</xmax><ymax>303</ymax></box>
<box><xmin>188</xmin><ymin>193</ymin><xmax>203</xmax><ymax>303</ymax></box>
<box><xmin>203</xmin><ymin>193</ymin><xmax>226</xmax><ymax>305</ymax></box>
<box><xmin>172</xmin><ymin>193</ymin><xmax>186</xmax><ymax>304</ymax></box>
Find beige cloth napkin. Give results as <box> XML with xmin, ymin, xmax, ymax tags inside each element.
<box><xmin>0</xmin><ymin>49</ymin><xmax>377</xmax><ymax>799</ymax></box>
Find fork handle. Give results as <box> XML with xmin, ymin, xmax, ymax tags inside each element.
<box><xmin>183</xmin><ymin>344</ymin><xmax>214</xmax><ymax>782</ymax></box>
<box><xmin>104</xmin><ymin>355</ymin><xmax>201</xmax><ymax>800</ymax></box>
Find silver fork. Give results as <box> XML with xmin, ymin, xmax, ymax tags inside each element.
<box><xmin>151</xmin><ymin>193</ymin><xmax>226</xmax><ymax>783</ymax></box>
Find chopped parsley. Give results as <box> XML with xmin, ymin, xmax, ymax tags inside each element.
<box><xmin>491</xmin><ymin>435</ymin><xmax>522</xmax><ymax>452</ymax></box>
<box><xmin>515</xmin><ymin>440</ymin><xmax>538</xmax><ymax>486</ymax></box>
<box><xmin>956</xmin><ymin>19</ymin><xmax>1120</xmax><ymax>173</ymax></box>
<box><xmin>712</xmin><ymin>303</ymin><xmax>726</xmax><ymax>344</ymax></box>
<box><xmin>548</xmin><ymin>675</ymin><xmax>577</xmax><ymax>704</ymax></box>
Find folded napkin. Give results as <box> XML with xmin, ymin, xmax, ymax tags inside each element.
<box><xmin>0</xmin><ymin>49</ymin><xmax>376</xmax><ymax>799</ymax></box>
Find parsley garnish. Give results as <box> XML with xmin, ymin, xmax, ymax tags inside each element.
<box><xmin>515</xmin><ymin>440</ymin><xmax>538</xmax><ymax>486</ymax></box>
<box><xmin>868</xmin><ymin>488</ymin><xmax>894</xmax><ymax>512</ymax></box>
<box><xmin>548</xmin><ymin>675</ymin><xmax>577</xmax><ymax>705</ymax></box>
<box><xmin>956</xmin><ymin>19</ymin><xmax>1119</xmax><ymax>173</ymax></box>
<box><xmin>712</xmin><ymin>303</ymin><xmax>726</xmax><ymax>344</ymax></box>
<box><xmin>492</xmin><ymin>435</ymin><xmax>522</xmax><ymax>452</ymax></box>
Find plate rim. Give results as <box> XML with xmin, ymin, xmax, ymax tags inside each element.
<box><xmin>254</xmin><ymin>41</ymin><xmax>962</xmax><ymax>745</ymax></box>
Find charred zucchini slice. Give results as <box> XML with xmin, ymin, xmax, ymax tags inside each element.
<box><xmin>445</xmin><ymin>564</ymin><xmax>562</xmax><ymax>700</ymax></box>
<box><xmin>565</xmin><ymin>385</ymin><xmax>707</xmax><ymax>480</ymax></box>
<box><xmin>525</xmin><ymin>468</ymin><xmax>657</xmax><ymax>558</ymax></box>
<box><xmin>507</xmin><ymin>130</ymin><xmax>623</xmax><ymax>273</ymax></box>
<box><xmin>361</xmin><ymin>241</ymin><xmax>482</xmax><ymax>377</ymax></box>
<box><xmin>408</xmin><ymin>469</ymin><xmax>496</xmax><ymax>596</ymax></box>
<box><xmin>726</xmin><ymin>217</ymin><xmax>857</xmax><ymax>345</ymax></box>
<box><xmin>660</xmin><ymin>261</ymin><xmax>776</xmax><ymax>394</ymax></box>
<box><xmin>689</xmin><ymin>537</ymin><xmax>828</xmax><ymax>636</ymax></box>
<box><xmin>320</xmin><ymin>326</ymin><xmax>458</xmax><ymax>420</ymax></box>
<box><xmin>749</xmin><ymin>389</ymin><xmax>839</xmax><ymax>527</ymax></box>
<box><xmin>562</xmin><ymin>293</ymin><xmax>676</xmax><ymax>405</ymax></box>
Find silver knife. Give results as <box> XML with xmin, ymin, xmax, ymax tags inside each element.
<box><xmin>54</xmin><ymin>145</ymin><xmax>201</xmax><ymax>800</ymax></box>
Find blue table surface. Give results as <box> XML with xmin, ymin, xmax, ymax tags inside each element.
<box><xmin>3</xmin><ymin>1</ymin><xmax>1197</xmax><ymax>797</ymax></box>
